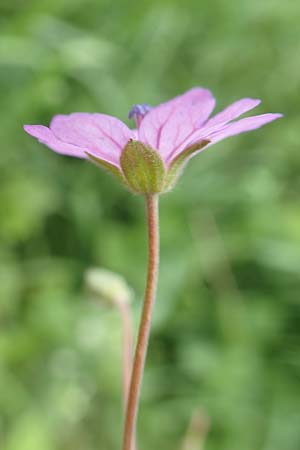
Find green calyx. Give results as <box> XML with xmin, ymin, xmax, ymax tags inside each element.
<box><xmin>120</xmin><ymin>140</ymin><xmax>166</xmax><ymax>194</ymax></box>
<box><xmin>86</xmin><ymin>139</ymin><xmax>210</xmax><ymax>195</ymax></box>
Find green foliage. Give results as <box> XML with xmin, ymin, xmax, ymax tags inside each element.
<box><xmin>0</xmin><ymin>1</ymin><xmax>300</xmax><ymax>450</ymax></box>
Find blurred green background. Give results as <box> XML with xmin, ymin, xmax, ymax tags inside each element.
<box><xmin>0</xmin><ymin>1</ymin><xmax>299</xmax><ymax>449</ymax></box>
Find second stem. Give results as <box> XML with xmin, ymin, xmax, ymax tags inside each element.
<box><xmin>122</xmin><ymin>194</ymin><xmax>160</xmax><ymax>450</ymax></box>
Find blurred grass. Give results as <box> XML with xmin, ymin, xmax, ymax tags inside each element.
<box><xmin>0</xmin><ymin>1</ymin><xmax>300</xmax><ymax>449</ymax></box>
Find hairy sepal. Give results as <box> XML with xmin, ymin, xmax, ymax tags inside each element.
<box><xmin>120</xmin><ymin>140</ymin><xmax>166</xmax><ymax>194</ymax></box>
<box><xmin>164</xmin><ymin>140</ymin><xmax>210</xmax><ymax>191</ymax></box>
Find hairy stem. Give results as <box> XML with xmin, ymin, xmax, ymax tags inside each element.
<box><xmin>122</xmin><ymin>194</ymin><xmax>160</xmax><ymax>450</ymax></box>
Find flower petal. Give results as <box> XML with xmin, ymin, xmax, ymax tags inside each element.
<box><xmin>166</xmin><ymin>98</ymin><xmax>261</xmax><ymax>161</ymax></box>
<box><xmin>206</xmin><ymin>113</ymin><xmax>283</xmax><ymax>144</ymax></box>
<box><xmin>138</xmin><ymin>87</ymin><xmax>216</xmax><ymax>160</ymax></box>
<box><xmin>24</xmin><ymin>125</ymin><xmax>87</xmax><ymax>158</ymax></box>
<box><xmin>168</xmin><ymin>113</ymin><xmax>282</xmax><ymax>164</ymax></box>
<box><xmin>50</xmin><ymin>113</ymin><xmax>134</xmax><ymax>164</ymax></box>
<box><xmin>168</xmin><ymin>110</ymin><xmax>282</xmax><ymax>164</ymax></box>
<box><xmin>205</xmin><ymin>98</ymin><xmax>261</xmax><ymax>128</ymax></box>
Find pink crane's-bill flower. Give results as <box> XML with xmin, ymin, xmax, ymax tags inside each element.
<box><xmin>24</xmin><ymin>87</ymin><xmax>282</xmax><ymax>194</ymax></box>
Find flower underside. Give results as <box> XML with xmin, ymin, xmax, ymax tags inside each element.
<box><xmin>24</xmin><ymin>87</ymin><xmax>282</xmax><ymax>194</ymax></box>
<box><xmin>87</xmin><ymin>138</ymin><xmax>210</xmax><ymax>194</ymax></box>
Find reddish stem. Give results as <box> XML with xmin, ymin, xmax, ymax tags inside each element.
<box><xmin>122</xmin><ymin>194</ymin><xmax>160</xmax><ymax>450</ymax></box>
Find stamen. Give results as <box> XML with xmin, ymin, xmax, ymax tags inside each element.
<box><xmin>128</xmin><ymin>103</ymin><xmax>151</xmax><ymax>127</ymax></box>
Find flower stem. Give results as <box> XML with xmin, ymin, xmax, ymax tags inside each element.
<box><xmin>122</xmin><ymin>194</ymin><xmax>160</xmax><ymax>450</ymax></box>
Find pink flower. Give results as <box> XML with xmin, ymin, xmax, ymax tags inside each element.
<box><xmin>24</xmin><ymin>87</ymin><xmax>282</xmax><ymax>194</ymax></box>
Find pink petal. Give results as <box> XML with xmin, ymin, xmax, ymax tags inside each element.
<box><xmin>24</xmin><ymin>125</ymin><xmax>87</xmax><ymax>158</ymax></box>
<box><xmin>50</xmin><ymin>113</ymin><xmax>134</xmax><ymax>164</ymax></box>
<box><xmin>138</xmin><ymin>87</ymin><xmax>216</xmax><ymax>160</ymax></box>
<box><xmin>131</xmin><ymin>129</ymin><xmax>139</xmax><ymax>140</ymax></box>
<box><xmin>205</xmin><ymin>98</ymin><xmax>261</xmax><ymax>128</ymax></box>
<box><xmin>168</xmin><ymin>111</ymin><xmax>282</xmax><ymax>164</ymax></box>
<box><xmin>166</xmin><ymin>98</ymin><xmax>261</xmax><ymax>162</ymax></box>
<box><xmin>206</xmin><ymin>113</ymin><xmax>283</xmax><ymax>145</ymax></box>
<box><xmin>168</xmin><ymin>113</ymin><xmax>282</xmax><ymax>165</ymax></box>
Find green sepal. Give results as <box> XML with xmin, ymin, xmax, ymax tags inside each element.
<box><xmin>120</xmin><ymin>140</ymin><xmax>166</xmax><ymax>194</ymax></box>
<box><xmin>164</xmin><ymin>139</ymin><xmax>210</xmax><ymax>191</ymax></box>
<box><xmin>85</xmin><ymin>151</ymin><xmax>127</xmax><ymax>185</ymax></box>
